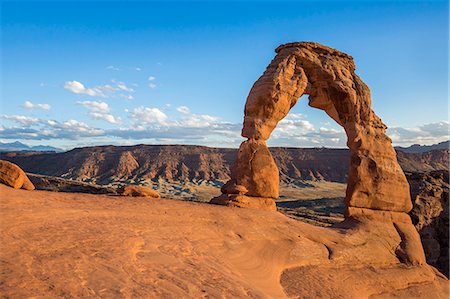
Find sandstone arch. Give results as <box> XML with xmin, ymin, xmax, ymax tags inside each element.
<box><xmin>211</xmin><ymin>42</ymin><xmax>425</xmax><ymax>264</ymax></box>
<box><xmin>212</xmin><ymin>42</ymin><xmax>411</xmax><ymax>214</ymax></box>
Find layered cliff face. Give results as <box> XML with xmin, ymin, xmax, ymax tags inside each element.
<box><xmin>408</xmin><ymin>170</ymin><xmax>449</xmax><ymax>277</ymax></box>
<box><xmin>0</xmin><ymin>146</ymin><xmax>447</xmax><ymax>184</ymax></box>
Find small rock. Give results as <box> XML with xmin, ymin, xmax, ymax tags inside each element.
<box><xmin>117</xmin><ymin>185</ymin><xmax>160</xmax><ymax>198</ymax></box>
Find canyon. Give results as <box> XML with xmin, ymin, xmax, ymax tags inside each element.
<box><xmin>1</xmin><ymin>145</ymin><xmax>447</xmax><ymax>185</ymax></box>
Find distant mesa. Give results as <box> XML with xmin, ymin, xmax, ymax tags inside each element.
<box><xmin>396</xmin><ymin>141</ymin><xmax>449</xmax><ymax>154</ymax></box>
<box><xmin>0</xmin><ymin>142</ymin><xmax>447</xmax><ymax>186</ymax></box>
<box><xmin>0</xmin><ymin>160</ymin><xmax>35</xmax><ymax>190</ymax></box>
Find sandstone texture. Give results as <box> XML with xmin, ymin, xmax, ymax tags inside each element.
<box><xmin>408</xmin><ymin>170</ymin><xmax>449</xmax><ymax>277</ymax></box>
<box><xmin>1</xmin><ymin>185</ymin><xmax>447</xmax><ymax>298</ymax></box>
<box><xmin>212</xmin><ymin>42</ymin><xmax>426</xmax><ymax>265</ymax></box>
<box><xmin>236</xmin><ymin>42</ymin><xmax>411</xmax><ymax>213</ymax></box>
<box><xmin>0</xmin><ymin>160</ymin><xmax>35</xmax><ymax>190</ymax></box>
<box><xmin>117</xmin><ymin>185</ymin><xmax>160</xmax><ymax>198</ymax></box>
<box><xmin>216</xmin><ymin>42</ymin><xmax>411</xmax><ymax>211</ymax></box>
<box><xmin>210</xmin><ymin>194</ymin><xmax>277</xmax><ymax>211</ymax></box>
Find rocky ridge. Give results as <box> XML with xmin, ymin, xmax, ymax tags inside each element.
<box><xmin>1</xmin><ymin>146</ymin><xmax>447</xmax><ymax>186</ymax></box>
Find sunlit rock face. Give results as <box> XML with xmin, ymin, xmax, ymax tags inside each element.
<box><xmin>211</xmin><ymin>42</ymin><xmax>425</xmax><ymax>265</ymax></box>
<box><xmin>214</xmin><ymin>42</ymin><xmax>411</xmax><ymax>213</ymax></box>
<box><xmin>0</xmin><ymin>160</ymin><xmax>35</xmax><ymax>190</ymax></box>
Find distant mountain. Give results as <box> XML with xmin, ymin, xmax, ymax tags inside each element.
<box><xmin>396</xmin><ymin>141</ymin><xmax>449</xmax><ymax>153</ymax></box>
<box><xmin>0</xmin><ymin>141</ymin><xmax>63</xmax><ymax>152</ymax></box>
<box><xmin>1</xmin><ymin>144</ymin><xmax>448</xmax><ymax>185</ymax></box>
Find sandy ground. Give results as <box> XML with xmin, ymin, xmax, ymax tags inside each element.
<box><xmin>0</xmin><ymin>184</ymin><xmax>448</xmax><ymax>298</ymax></box>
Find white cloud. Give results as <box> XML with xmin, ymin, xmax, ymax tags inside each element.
<box><xmin>274</xmin><ymin>116</ymin><xmax>315</xmax><ymax>134</ymax></box>
<box><xmin>135</xmin><ymin>67</ymin><xmax>142</xmax><ymax>71</ymax></box>
<box><xmin>1</xmin><ymin>115</ymin><xmax>40</xmax><ymax>125</ymax></box>
<box><xmin>111</xmin><ymin>79</ymin><xmax>134</xmax><ymax>92</ymax></box>
<box><xmin>120</xmin><ymin>94</ymin><xmax>134</xmax><ymax>100</ymax></box>
<box><xmin>387</xmin><ymin>121</ymin><xmax>449</xmax><ymax>146</ymax></box>
<box><xmin>88</xmin><ymin>112</ymin><xmax>121</xmax><ymax>124</ymax></box>
<box><xmin>77</xmin><ymin>101</ymin><xmax>121</xmax><ymax>124</ymax></box>
<box><xmin>129</xmin><ymin>106</ymin><xmax>168</xmax><ymax>125</ymax></box>
<box><xmin>0</xmin><ymin>116</ymin><xmax>104</xmax><ymax>140</ymax></box>
<box><xmin>148</xmin><ymin>76</ymin><xmax>156</xmax><ymax>81</ymax></box>
<box><xmin>106</xmin><ymin>65</ymin><xmax>120</xmax><ymax>71</ymax></box>
<box><xmin>64</xmin><ymin>80</ymin><xmax>134</xmax><ymax>98</ymax></box>
<box><xmin>149</xmin><ymin>83</ymin><xmax>157</xmax><ymax>89</ymax></box>
<box><xmin>23</xmin><ymin>101</ymin><xmax>51</xmax><ymax>110</ymax></box>
<box><xmin>179</xmin><ymin>114</ymin><xmax>219</xmax><ymax>128</ymax></box>
<box><xmin>64</xmin><ymin>81</ymin><xmax>105</xmax><ymax>97</ymax></box>
<box><xmin>78</xmin><ymin>101</ymin><xmax>110</xmax><ymax>113</ymax></box>
<box><xmin>176</xmin><ymin>106</ymin><xmax>190</xmax><ymax>114</ymax></box>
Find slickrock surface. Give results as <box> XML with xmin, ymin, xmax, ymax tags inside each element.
<box><xmin>118</xmin><ymin>185</ymin><xmax>161</xmax><ymax>198</ymax></box>
<box><xmin>0</xmin><ymin>185</ymin><xmax>447</xmax><ymax>298</ymax></box>
<box><xmin>0</xmin><ymin>160</ymin><xmax>35</xmax><ymax>190</ymax></box>
<box><xmin>409</xmin><ymin>170</ymin><xmax>449</xmax><ymax>277</ymax></box>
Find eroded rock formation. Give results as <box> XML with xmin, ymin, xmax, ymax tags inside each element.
<box><xmin>117</xmin><ymin>185</ymin><xmax>161</xmax><ymax>198</ymax></box>
<box><xmin>408</xmin><ymin>170</ymin><xmax>449</xmax><ymax>277</ymax></box>
<box><xmin>211</xmin><ymin>42</ymin><xmax>426</xmax><ymax>265</ymax></box>
<box><xmin>0</xmin><ymin>160</ymin><xmax>35</xmax><ymax>190</ymax></box>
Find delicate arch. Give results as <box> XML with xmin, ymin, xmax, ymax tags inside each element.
<box><xmin>212</xmin><ymin>42</ymin><xmax>411</xmax><ymax>216</ymax></box>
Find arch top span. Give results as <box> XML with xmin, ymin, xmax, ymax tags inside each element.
<box><xmin>212</xmin><ymin>41</ymin><xmax>412</xmax><ymax>214</ymax></box>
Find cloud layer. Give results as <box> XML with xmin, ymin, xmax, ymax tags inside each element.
<box><xmin>2</xmin><ymin>101</ymin><xmax>447</xmax><ymax>148</ymax></box>
<box><xmin>23</xmin><ymin>101</ymin><xmax>51</xmax><ymax>110</ymax></box>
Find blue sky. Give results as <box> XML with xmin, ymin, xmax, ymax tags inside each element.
<box><xmin>1</xmin><ymin>0</ymin><xmax>448</xmax><ymax>149</ymax></box>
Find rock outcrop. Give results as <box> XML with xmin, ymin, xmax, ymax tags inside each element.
<box><xmin>1</xmin><ymin>184</ymin><xmax>448</xmax><ymax>298</ymax></box>
<box><xmin>117</xmin><ymin>185</ymin><xmax>160</xmax><ymax>198</ymax></box>
<box><xmin>0</xmin><ymin>160</ymin><xmax>35</xmax><ymax>190</ymax></box>
<box><xmin>211</xmin><ymin>42</ymin><xmax>426</xmax><ymax>265</ymax></box>
<box><xmin>28</xmin><ymin>173</ymin><xmax>116</xmax><ymax>194</ymax></box>
<box><xmin>408</xmin><ymin>170</ymin><xmax>449</xmax><ymax>277</ymax></box>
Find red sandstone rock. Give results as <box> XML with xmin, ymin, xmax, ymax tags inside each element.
<box><xmin>234</xmin><ymin>139</ymin><xmax>279</xmax><ymax>199</ymax></box>
<box><xmin>346</xmin><ymin>207</ymin><xmax>426</xmax><ymax>265</ymax></box>
<box><xmin>220</xmin><ymin>181</ymin><xmax>248</xmax><ymax>195</ymax></box>
<box><xmin>211</xmin><ymin>42</ymin><xmax>423</xmax><ymax>266</ymax></box>
<box><xmin>0</xmin><ymin>160</ymin><xmax>35</xmax><ymax>190</ymax></box>
<box><xmin>239</xmin><ymin>42</ymin><xmax>411</xmax><ymax>213</ymax></box>
<box><xmin>117</xmin><ymin>185</ymin><xmax>160</xmax><ymax>198</ymax></box>
<box><xmin>210</xmin><ymin>194</ymin><xmax>277</xmax><ymax>211</ymax></box>
<box><xmin>212</xmin><ymin>139</ymin><xmax>279</xmax><ymax>209</ymax></box>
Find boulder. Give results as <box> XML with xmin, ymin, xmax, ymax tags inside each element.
<box><xmin>210</xmin><ymin>194</ymin><xmax>276</xmax><ymax>211</ymax></box>
<box><xmin>117</xmin><ymin>185</ymin><xmax>160</xmax><ymax>198</ymax></box>
<box><xmin>0</xmin><ymin>160</ymin><xmax>35</xmax><ymax>190</ymax></box>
